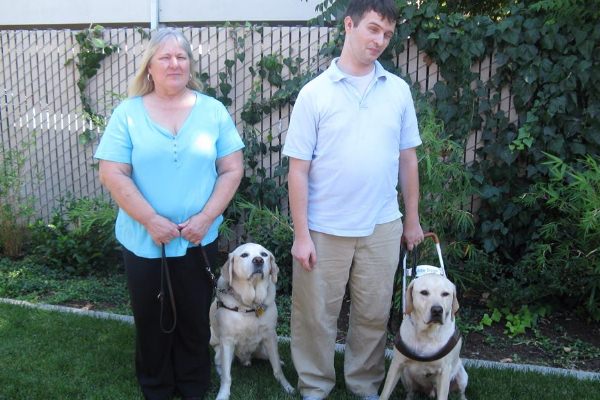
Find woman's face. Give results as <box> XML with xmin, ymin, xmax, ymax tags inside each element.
<box><xmin>147</xmin><ymin>37</ymin><xmax>191</xmax><ymax>93</ymax></box>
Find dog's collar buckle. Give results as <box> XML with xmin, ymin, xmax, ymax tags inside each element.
<box><xmin>255</xmin><ymin>305</ymin><xmax>265</xmax><ymax>317</ymax></box>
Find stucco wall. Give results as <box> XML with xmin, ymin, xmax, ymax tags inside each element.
<box><xmin>0</xmin><ymin>0</ymin><xmax>321</xmax><ymax>27</ymax></box>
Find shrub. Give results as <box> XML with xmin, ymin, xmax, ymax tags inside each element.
<box><xmin>412</xmin><ymin>95</ymin><xmax>476</xmax><ymax>256</ymax></box>
<box><xmin>509</xmin><ymin>154</ymin><xmax>600</xmax><ymax>320</ymax></box>
<box><xmin>391</xmin><ymin>97</ymin><xmax>478</xmax><ymax>314</ymax></box>
<box><xmin>0</xmin><ymin>146</ymin><xmax>35</xmax><ymax>258</ymax></box>
<box><xmin>29</xmin><ymin>197</ymin><xmax>121</xmax><ymax>276</ymax></box>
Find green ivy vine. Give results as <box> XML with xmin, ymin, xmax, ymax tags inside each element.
<box><xmin>66</xmin><ymin>24</ymin><xmax>118</xmax><ymax>145</ymax></box>
<box><xmin>199</xmin><ymin>25</ymin><xmax>317</xmax><ymax>210</ymax></box>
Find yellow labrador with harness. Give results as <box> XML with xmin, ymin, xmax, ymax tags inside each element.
<box><xmin>380</xmin><ymin>233</ymin><xmax>468</xmax><ymax>400</ymax></box>
<box><xmin>209</xmin><ymin>243</ymin><xmax>294</xmax><ymax>400</ymax></box>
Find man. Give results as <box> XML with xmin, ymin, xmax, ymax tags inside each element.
<box><xmin>282</xmin><ymin>0</ymin><xmax>424</xmax><ymax>399</ymax></box>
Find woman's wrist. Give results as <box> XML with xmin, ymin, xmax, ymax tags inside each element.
<box><xmin>198</xmin><ymin>210</ymin><xmax>216</xmax><ymax>222</ymax></box>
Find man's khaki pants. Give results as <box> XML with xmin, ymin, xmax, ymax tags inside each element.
<box><xmin>291</xmin><ymin>219</ymin><xmax>403</xmax><ymax>399</ymax></box>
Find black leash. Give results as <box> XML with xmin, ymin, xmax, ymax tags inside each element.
<box><xmin>199</xmin><ymin>245</ymin><xmax>216</xmax><ymax>288</ymax></box>
<box><xmin>158</xmin><ymin>242</ymin><xmax>217</xmax><ymax>334</ymax></box>
<box><xmin>159</xmin><ymin>244</ymin><xmax>177</xmax><ymax>334</ymax></box>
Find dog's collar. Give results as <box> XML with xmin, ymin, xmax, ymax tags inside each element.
<box><xmin>394</xmin><ymin>326</ymin><xmax>462</xmax><ymax>362</ymax></box>
<box><xmin>216</xmin><ymin>300</ymin><xmax>267</xmax><ymax>318</ymax></box>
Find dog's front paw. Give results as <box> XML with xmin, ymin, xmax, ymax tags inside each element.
<box><xmin>216</xmin><ymin>387</ymin><xmax>230</xmax><ymax>400</ymax></box>
<box><xmin>282</xmin><ymin>382</ymin><xmax>295</xmax><ymax>394</ymax></box>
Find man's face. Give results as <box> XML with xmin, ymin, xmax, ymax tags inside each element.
<box><xmin>344</xmin><ymin>10</ymin><xmax>396</xmax><ymax>67</ymax></box>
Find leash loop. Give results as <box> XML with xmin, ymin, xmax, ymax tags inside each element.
<box><xmin>159</xmin><ymin>242</ymin><xmax>217</xmax><ymax>334</ymax></box>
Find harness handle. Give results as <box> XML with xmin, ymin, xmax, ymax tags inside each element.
<box><xmin>401</xmin><ymin>232</ymin><xmax>447</xmax><ymax>313</ymax></box>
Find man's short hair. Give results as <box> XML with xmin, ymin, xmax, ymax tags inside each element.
<box><xmin>345</xmin><ymin>0</ymin><xmax>398</xmax><ymax>24</ymax></box>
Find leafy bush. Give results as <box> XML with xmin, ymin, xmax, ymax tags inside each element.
<box><xmin>29</xmin><ymin>197</ymin><xmax>121</xmax><ymax>276</ymax></box>
<box><xmin>0</xmin><ymin>145</ymin><xmax>35</xmax><ymax>258</ymax></box>
<box><xmin>412</xmin><ymin>96</ymin><xmax>475</xmax><ymax>257</ymax></box>
<box><xmin>479</xmin><ymin>305</ymin><xmax>550</xmax><ymax>337</ymax></box>
<box><xmin>510</xmin><ymin>154</ymin><xmax>600</xmax><ymax>320</ymax></box>
<box><xmin>390</xmin><ymin>98</ymin><xmax>478</xmax><ymax>314</ymax></box>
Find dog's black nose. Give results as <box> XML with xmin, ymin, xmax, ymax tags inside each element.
<box><xmin>431</xmin><ymin>305</ymin><xmax>443</xmax><ymax>317</ymax></box>
<box><xmin>252</xmin><ymin>256</ymin><xmax>264</xmax><ymax>265</ymax></box>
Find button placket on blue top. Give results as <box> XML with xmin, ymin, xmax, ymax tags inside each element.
<box><xmin>172</xmin><ymin>135</ymin><xmax>180</xmax><ymax>168</ymax></box>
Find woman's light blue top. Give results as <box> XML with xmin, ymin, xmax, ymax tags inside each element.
<box><xmin>94</xmin><ymin>91</ymin><xmax>244</xmax><ymax>258</ymax></box>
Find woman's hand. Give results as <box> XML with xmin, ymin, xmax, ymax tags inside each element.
<box><xmin>178</xmin><ymin>212</ymin><xmax>213</xmax><ymax>245</ymax></box>
<box><xmin>144</xmin><ymin>214</ymin><xmax>181</xmax><ymax>246</ymax></box>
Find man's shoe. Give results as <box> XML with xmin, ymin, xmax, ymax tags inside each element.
<box><xmin>360</xmin><ymin>395</ymin><xmax>379</xmax><ymax>400</ymax></box>
<box><xmin>302</xmin><ymin>396</ymin><xmax>324</xmax><ymax>400</ymax></box>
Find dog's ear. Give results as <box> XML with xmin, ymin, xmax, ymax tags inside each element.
<box><xmin>452</xmin><ymin>288</ymin><xmax>460</xmax><ymax>316</ymax></box>
<box><xmin>221</xmin><ymin>253</ymin><xmax>234</xmax><ymax>284</ymax></box>
<box><xmin>268</xmin><ymin>250</ymin><xmax>279</xmax><ymax>283</ymax></box>
<box><xmin>404</xmin><ymin>280</ymin><xmax>415</xmax><ymax>315</ymax></box>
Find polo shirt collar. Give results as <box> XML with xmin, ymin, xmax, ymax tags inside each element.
<box><xmin>327</xmin><ymin>57</ymin><xmax>388</xmax><ymax>82</ymax></box>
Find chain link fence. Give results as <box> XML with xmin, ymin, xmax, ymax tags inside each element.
<box><xmin>0</xmin><ymin>25</ymin><xmax>514</xmax><ymax>222</ymax></box>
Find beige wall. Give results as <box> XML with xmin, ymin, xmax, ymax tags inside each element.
<box><xmin>0</xmin><ymin>0</ymin><xmax>321</xmax><ymax>26</ymax></box>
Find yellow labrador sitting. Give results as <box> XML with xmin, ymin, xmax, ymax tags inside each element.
<box><xmin>380</xmin><ymin>273</ymin><xmax>468</xmax><ymax>400</ymax></box>
<box><xmin>209</xmin><ymin>243</ymin><xmax>294</xmax><ymax>400</ymax></box>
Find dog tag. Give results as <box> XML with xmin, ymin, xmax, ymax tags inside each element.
<box><xmin>255</xmin><ymin>306</ymin><xmax>265</xmax><ymax>317</ymax></box>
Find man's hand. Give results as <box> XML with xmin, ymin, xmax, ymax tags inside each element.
<box><xmin>402</xmin><ymin>215</ymin><xmax>424</xmax><ymax>251</ymax></box>
<box><xmin>291</xmin><ymin>235</ymin><xmax>317</xmax><ymax>271</ymax></box>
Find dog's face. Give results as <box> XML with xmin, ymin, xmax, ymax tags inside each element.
<box><xmin>220</xmin><ymin>243</ymin><xmax>279</xmax><ymax>305</ymax></box>
<box><xmin>405</xmin><ymin>274</ymin><xmax>459</xmax><ymax>325</ymax></box>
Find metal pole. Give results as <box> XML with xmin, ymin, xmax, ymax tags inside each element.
<box><xmin>150</xmin><ymin>0</ymin><xmax>159</xmax><ymax>30</ymax></box>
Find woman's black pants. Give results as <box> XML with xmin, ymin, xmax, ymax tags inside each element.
<box><xmin>123</xmin><ymin>242</ymin><xmax>217</xmax><ymax>400</ymax></box>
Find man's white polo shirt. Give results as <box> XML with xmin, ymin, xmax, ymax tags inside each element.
<box><xmin>283</xmin><ymin>58</ymin><xmax>421</xmax><ymax>237</ymax></box>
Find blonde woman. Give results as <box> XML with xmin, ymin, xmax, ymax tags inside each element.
<box><xmin>95</xmin><ymin>28</ymin><xmax>244</xmax><ymax>400</ymax></box>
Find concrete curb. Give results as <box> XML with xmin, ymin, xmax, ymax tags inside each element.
<box><xmin>3</xmin><ymin>297</ymin><xmax>599</xmax><ymax>382</ymax></box>
<box><xmin>0</xmin><ymin>297</ymin><xmax>134</xmax><ymax>324</ymax></box>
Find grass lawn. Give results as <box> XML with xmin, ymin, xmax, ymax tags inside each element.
<box><xmin>1</xmin><ymin>303</ymin><xmax>599</xmax><ymax>400</ymax></box>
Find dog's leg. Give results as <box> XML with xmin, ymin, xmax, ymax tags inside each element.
<box><xmin>264</xmin><ymin>332</ymin><xmax>295</xmax><ymax>394</ymax></box>
<box><xmin>214</xmin><ymin>344</ymin><xmax>223</xmax><ymax>376</ymax></box>
<box><xmin>216</xmin><ymin>341</ymin><xmax>235</xmax><ymax>400</ymax></box>
<box><xmin>454</xmin><ymin>362</ymin><xmax>468</xmax><ymax>400</ymax></box>
<box><xmin>379</xmin><ymin>352</ymin><xmax>403</xmax><ymax>400</ymax></box>
<box><xmin>435</xmin><ymin>369</ymin><xmax>451</xmax><ymax>400</ymax></box>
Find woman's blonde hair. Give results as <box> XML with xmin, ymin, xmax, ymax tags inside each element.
<box><xmin>128</xmin><ymin>27</ymin><xmax>202</xmax><ymax>97</ymax></box>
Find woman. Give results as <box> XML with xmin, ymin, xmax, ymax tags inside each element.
<box><xmin>95</xmin><ymin>28</ymin><xmax>244</xmax><ymax>400</ymax></box>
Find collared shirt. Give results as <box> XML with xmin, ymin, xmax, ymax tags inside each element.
<box><xmin>283</xmin><ymin>59</ymin><xmax>421</xmax><ymax>237</ymax></box>
<box><xmin>94</xmin><ymin>91</ymin><xmax>244</xmax><ymax>258</ymax></box>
